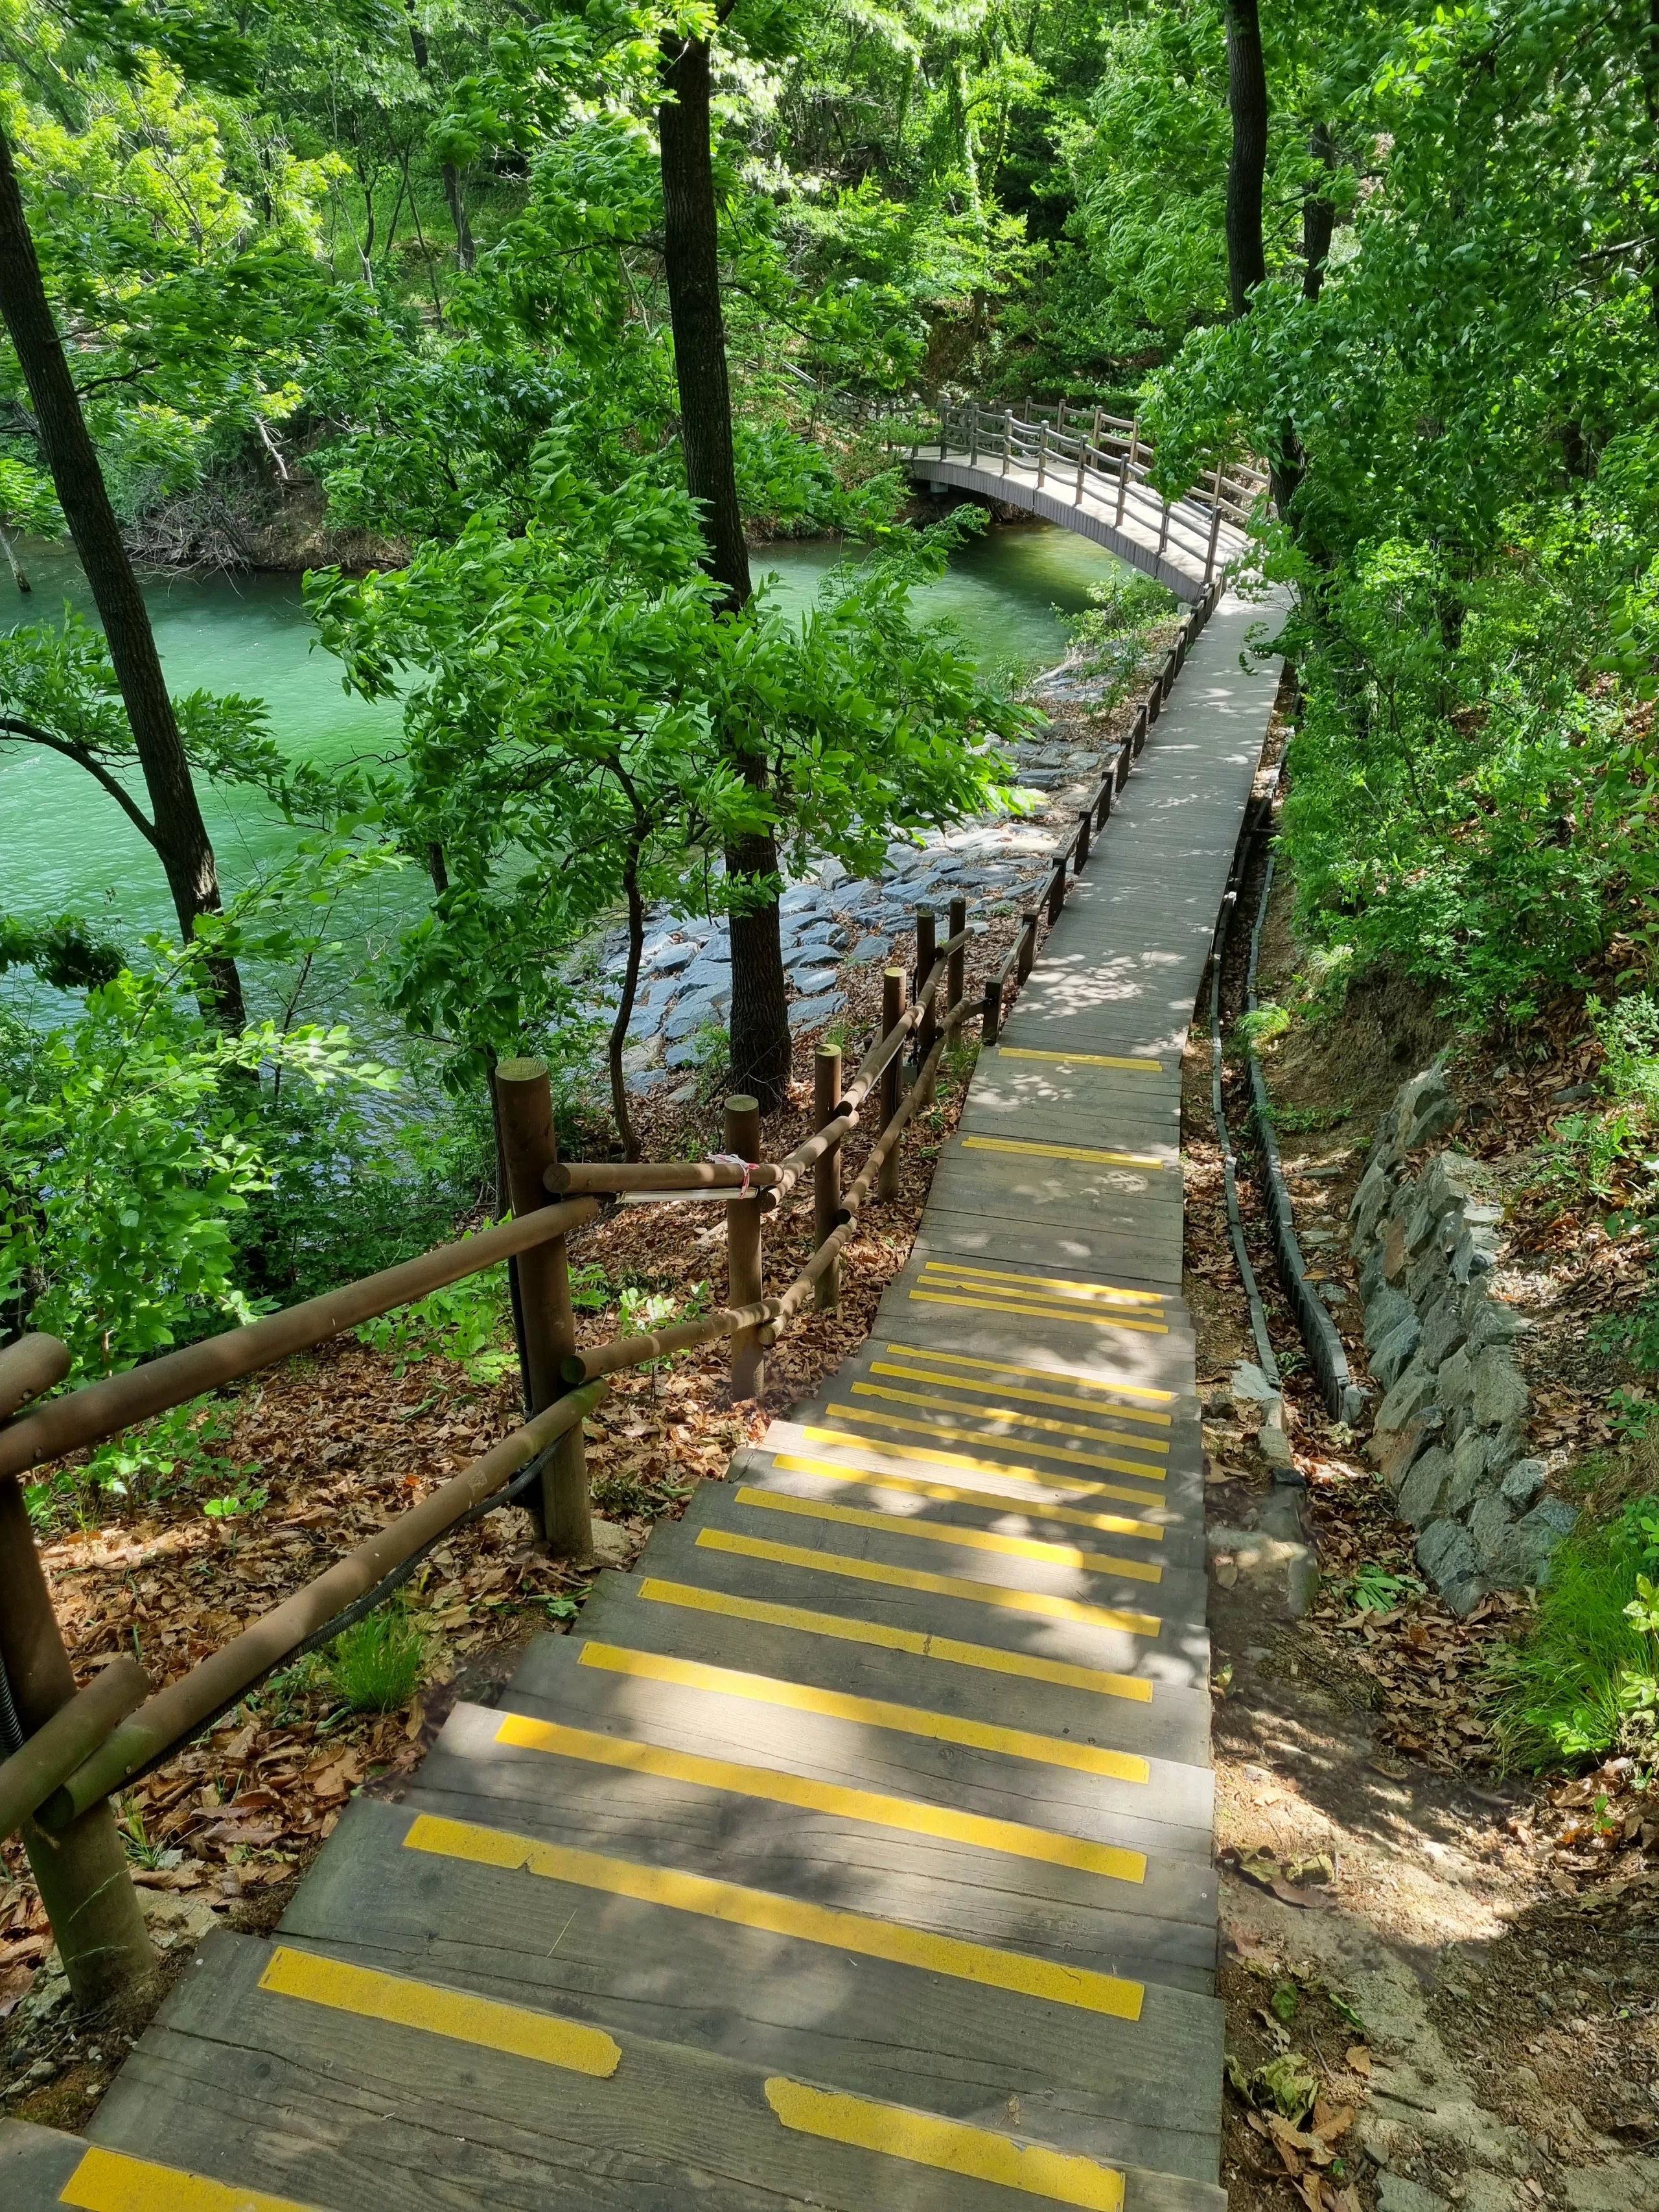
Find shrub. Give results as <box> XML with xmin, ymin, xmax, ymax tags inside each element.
<box><xmin>1490</xmin><ymin>1498</ymin><xmax>1659</xmax><ymax>1769</ymax></box>
<box><xmin>323</xmin><ymin>1607</ymin><xmax>427</xmax><ymax>1713</ymax></box>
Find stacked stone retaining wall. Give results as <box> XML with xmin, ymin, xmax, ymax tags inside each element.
<box><xmin>1349</xmin><ymin>1068</ymin><xmax>1578</xmax><ymax>1613</ymax></box>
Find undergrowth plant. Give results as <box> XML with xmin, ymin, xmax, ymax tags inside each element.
<box><xmin>1490</xmin><ymin>1497</ymin><xmax>1659</xmax><ymax>1769</ymax></box>
<box><xmin>323</xmin><ymin>1607</ymin><xmax>428</xmax><ymax>1714</ymax></box>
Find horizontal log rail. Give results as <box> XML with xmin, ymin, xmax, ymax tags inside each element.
<box><xmin>0</xmin><ymin>570</ymin><xmax>1224</xmax><ymax>2008</ymax></box>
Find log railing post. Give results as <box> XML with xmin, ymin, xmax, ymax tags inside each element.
<box><xmin>914</xmin><ymin>908</ymin><xmax>938</xmax><ymax>1107</ymax></box>
<box><xmin>1076</xmin><ymin>808</ymin><xmax>1091</xmax><ymax>872</ymax></box>
<box><xmin>813</xmin><ymin>1046</ymin><xmax>842</xmax><ymax>1312</ymax></box>
<box><xmin>877</xmin><ymin>966</ymin><xmax>906</xmax><ymax>1202</ymax></box>
<box><xmin>495</xmin><ymin>1057</ymin><xmax>590</xmax><ymax>1557</ymax></box>
<box><xmin>1036</xmin><ymin>421</ymin><xmax>1048</xmax><ymax>488</ymax></box>
<box><xmin>725</xmin><ymin>1095</ymin><xmax>765</xmax><ymax>1399</ymax></box>
<box><xmin>0</xmin><ymin>1479</ymin><xmax>157</xmax><ymax>2011</ymax></box>
<box><xmin>981</xmin><ymin>973</ymin><xmax>1001</xmax><ymax>1045</ymax></box>
<box><xmin>969</xmin><ymin>402</ymin><xmax>979</xmax><ymax>466</ymax></box>
<box><xmin>1002</xmin><ymin>410</ymin><xmax>1012</xmax><ymax>478</ymax></box>
<box><xmin>946</xmin><ymin>896</ymin><xmax>967</xmax><ymax>1031</ymax></box>
<box><xmin>1117</xmin><ymin>419</ymin><xmax>1139</xmax><ymax>524</ymax></box>
<box><xmin>1016</xmin><ymin>909</ymin><xmax>1039</xmax><ymax>983</ymax></box>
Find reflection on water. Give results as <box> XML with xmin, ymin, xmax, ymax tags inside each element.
<box><xmin>0</xmin><ymin>522</ymin><xmax>1125</xmax><ymax>1032</ymax></box>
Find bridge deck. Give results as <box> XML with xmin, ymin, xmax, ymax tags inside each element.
<box><xmin>909</xmin><ymin>450</ymin><xmax>1249</xmax><ymax>601</ymax></box>
<box><xmin>6</xmin><ymin>591</ymin><xmax>1282</xmax><ymax>2212</ymax></box>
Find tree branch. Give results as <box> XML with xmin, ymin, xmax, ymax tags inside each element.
<box><xmin>0</xmin><ymin>716</ymin><xmax>159</xmax><ymax>848</ymax></box>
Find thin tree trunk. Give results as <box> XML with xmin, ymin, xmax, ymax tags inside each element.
<box><xmin>1224</xmin><ymin>0</ymin><xmax>1268</xmax><ymax>319</ymax></box>
<box><xmin>0</xmin><ymin>520</ymin><xmax>28</xmax><ymax>592</ymax></box>
<box><xmin>1302</xmin><ymin>122</ymin><xmax>1336</xmax><ymax>301</ymax></box>
<box><xmin>442</xmin><ymin>166</ymin><xmax>475</xmax><ymax>272</ymax></box>
<box><xmin>608</xmin><ymin>858</ymin><xmax>644</xmax><ymax>1161</ymax></box>
<box><xmin>657</xmin><ymin>30</ymin><xmax>791</xmax><ymax>1110</ymax></box>
<box><xmin>0</xmin><ymin>121</ymin><xmax>244</xmax><ymax>1029</ymax></box>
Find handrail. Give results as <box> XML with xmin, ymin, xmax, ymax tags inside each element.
<box><xmin>36</xmin><ymin>1379</ymin><xmax>609</xmax><ymax>1828</ymax></box>
<box><xmin>0</xmin><ymin>1197</ymin><xmax>601</xmax><ymax>1484</ymax></box>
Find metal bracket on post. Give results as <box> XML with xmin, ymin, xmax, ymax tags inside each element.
<box><xmin>494</xmin><ymin>1057</ymin><xmax>590</xmax><ymax>1559</ymax></box>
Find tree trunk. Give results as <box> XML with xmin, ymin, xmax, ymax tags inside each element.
<box><xmin>1224</xmin><ymin>0</ymin><xmax>1269</xmax><ymax>319</ymax></box>
<box><xmin>658</xmin><ymin>30</ymin><xmax>792</xmax><ymax>1110</ymax></box>
<box><xmin>1302</xmin><ymin>122</ymin><xmax>1336</xmax><ymax>301</ymax></box>
<box><xmin>607</xmin><ymin>857</ymin><xmax>644</xmax><ymax>1161</ymax></box>
<box><xmin>442</xmin><ymin>165</ymin><xmax>475</xmax><ymax>272</ymax></box>
<box><xmin>0</xmin><ymin>122</ymin><xmax>244</xmax><ymax>1029</ymax></box>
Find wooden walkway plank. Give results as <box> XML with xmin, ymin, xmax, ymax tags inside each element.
<box><xmin>566</xmin><ymin>1573</ymin><xmax>1218</xmax><ymax>1770</ymax></box>
<box><xmin>83</xmin><ymin>1931</ymin><xmax>1224</xmax><ymax>2212</ymax></box>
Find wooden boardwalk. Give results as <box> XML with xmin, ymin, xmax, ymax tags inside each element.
<box><xmin>5</xmin><ymin>592</ymin><xmax>1281</xmax><ymax>2212</ymax></box>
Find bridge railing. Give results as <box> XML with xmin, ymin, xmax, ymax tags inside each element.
<box><xmin>0</xmin><ymin>578</ymin><xmax>1226</xmax><ymax>2007</ymax></box>
<box><xmin>909</xmin><ymin>399</ymin><xmax>1266</xmax><ymax>584</ymax></box>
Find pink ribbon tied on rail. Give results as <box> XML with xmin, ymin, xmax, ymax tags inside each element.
<box><xmin>707</xmin><ymin>1152</ymin><xmax>760</xmax><ymax>1198</ymax></box>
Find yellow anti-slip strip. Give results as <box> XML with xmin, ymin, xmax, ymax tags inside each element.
<box><xmin>695</xmin><ymin>1527</ymin><xmax>1164</xmax><ymax>1638</ymax></box>
<box><xmin>911</xmin><ymin>1289</ymin><xmax>1170</xmax><ymax>1335</ymax></box>
<box><xmin>767</xmin><ymin>2079</ymin><xmax>1126</xmax><ymax>2211</ymax></box>
<box><xmin>887</xmin><ymin>1340</ymin><xmax>1174</xmax><ymax>1409</ymax></box>
<box><xmin>962</xmin><ymin>1135</ymin><xmax>1165</xmax><ymax>1171</ymax></box>
<box><xmin>826</xmin><ymin>1404</ymin><xmax>1170</xmax><ymax>1486</ymax></box>
<box><xmin>772</xmin><ymin>1453</ymin><xmax>1165</xmax><ymax>1543</ymax></box>
<box><xmin>997</xmin><ymin>1046</ymin><xmax>1161</xmax><ymax>1075</ymax></box>
<box><xmin>846</xmin><ymin>1385</ymin><xmax>1169</xmax><ymax>1461</ymax></box>
<box><xmin>639</xmin><ymin>1578</ymin><xmax>1153</xmax><ymax>1704</ymax></box>
<box><xmin>735</xmin><ymin>1484</ymin><xmax>1163</xmax><ymax>1584</ymax></box>
<box><xmin>577</xmin><ymin>1641</ymin><xmax>1151</xmax><ymax>1783</ymax></box>
<box><xmin>872</xmin><ymin>1359</ymin><xmax>1172</xmax><ymax>1430</ymax></box>
<box><xmin>796</xmin><ymin>1425</ymin><xmax>1168</xmax><ymax>1509</ymax></box>
<box><xmin>59</xmin><ymin>2149</ymin><xmax>321</xmax><ymax>2212</ymax></box>
<box><xmin>494</xmin><ymin>1710</ymin><xmax>1147</xmax><ymax>1883</ymax></box>
<box><xmin>404</xmin><ymin>1813</ymin><xmax>1146</xmax><ymax>2021</ymax></box>
<box><xmin>258</xmin><ymin>1944</ymin><xmax>620</xmax><ymax>2075</ymax></box>
<box><xmin>921</xmin><ymin>1262</ymin><xmax>1166</xmax><ymax>1310</ymax></box>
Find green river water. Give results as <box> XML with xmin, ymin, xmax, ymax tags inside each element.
<box><xmin>0</xmin><ymin>524</ymin><xmax>1126</xmax><ymax>1037</ymax></box>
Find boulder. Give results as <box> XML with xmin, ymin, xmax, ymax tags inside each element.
<box><xmin>1450</xmin><ymin>1222</ymin><xmax>1503</xmax><ymax>1285</ymax></box>
<box><xmin>1375</xmin><ymin>1357</ymin><xmax>1438</xmax><ymax>1438</ymax></box>
<box><xmin>1416</xmin><ymin>1517</ymin><xmax>1488</xmax><ymax>1614</ymax></box>
<box><xmin>1436</xmin><ymin>1344</ymin><xmax>1475</xmax><ymax>1417</ymax></box>
<box><xmin>1350</xmin><ymin>1158</ymin><xmax>1398</xmax><ymax>1243</ymax></box>
<box><xmin>1466</xmin><ymin>1299</ymin><xmax>1528</xmax><ymax>1355</ymax></box>
<box><xmin>1406</xmin><ymin>1241</ymin><xmax>1454</xmax><ymax>1307</ymax></box>
<box><xmin>1359</xmin><ymin>1246</ymin><xmax>1386</xmax><ymax>1301</ymax></box>
<box><xmin>1471</xmin><ymin>1348</ymin><xmax>1529</xmax><ymax>1432</ymax></box>
<box><xmin>1364</xmin><ymin>1283</ymin><xmax>1416</xmax><ymax>1348</ymax></box>
<box><xmin>1378</xmin><ymin>1407</ymin><xmax>1444</xmax><ymax>1491</ymax></box>
<box><xmin>1372</xmin><ymin>1315</ymin><xmax>1422</xmax><ymax>1390</ymax></box>
<box><xmin>1382</xmin><ymin>1216</ymin><xmax>1409</xmax><ymax>1284</ymax></box>
<box><xmin>1520</xmin><ymin>1498</ymin><xmax>1579</xmax><ymax>1584</ymax></box>
<box><xmin>1399</xmin><ymin>1067</ymin><xmax>1459</xmax><ymax>1150</ymax></box>
<box><xmin>1445</xmin><ymin>1428</ymin><xmax>1497</xmax><ymax>1517</ymax></box>
<box><xmin>1418</xmin><ymin>1293</ymin><xmax>1468</xmax><ymax>1372</ymax></box>
<box><xmin>1398</xmin><ymin>1445</ymin><xmax>1454</xmax><ymax>1528</ymax></box>
<box><xmin>1500</xmin><ymin>1457</ymin><xmax>1547</xmax><ymax>1512</ymax></box>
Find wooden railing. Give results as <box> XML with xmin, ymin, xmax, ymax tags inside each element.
<box><xmin>901</xmin><ymin>399</ymin><xmax>1266</xmax><ymax>583</ymax></box>
<box><xmin>0</xmin><ymin>578</ymin><xmax>1224</xmax><ymax>2007</ymax></box>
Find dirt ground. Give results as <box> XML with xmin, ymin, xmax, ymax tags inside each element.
<box><xmin>1190</xmin><ymin>714</ymin><xmax>1658</xmax><ymax>2212</ymax></box>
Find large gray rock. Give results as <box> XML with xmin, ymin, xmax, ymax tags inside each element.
<box><xmin>1373</xmin><ymin>1315</ymin><xmax>1423</xmax><ymax>1389</ymax></box>
<box><xmin>1417</xmin><ymin>1517</ymin><xmax>1488</xmax><ymax>1614</ymax></box>
<box><xmin>1419</xmin><ymin>1292</ymin><xmax>1468</xmax><ymax>1371</ymax></box>
<box><xmin>1376</xmin><ymin>1357</ymin><xmax>1438</xmax><ymax>1436</ymax></box>
<box><xmin>1377</xmin><ymin>1404</ymin><xmax>1444</xmax><ymax>1491</ymax></box>
<box><xmin>1364</xmin><ymin>1283</ymin><xmax>1415</xmax><ymax>1347</ymax></box>
<box><xmin>1437</xmin><ymin>1344</ymin><xmax>1475</xmax><ymax>1417</ymax></box>
<box><xmin>1446</xmin><ymin>1427</ymin><xmax>1498</xmax><ymax>1517</ymax></box>
<box><xmin>1520</xmin><ymin>1498</ymin><xmax>1579</xmax><ymax>1584</ymax></box>
<box><xmin>1377</xmin><ymin>2176</ymin><xmax>1450</xmax><ymax>2212</ymax></box>
<box><xmin>1500</xmin><ymin>1457</ymin><xmax>1547</xmax><ymax>1512</ymax></box>
<box><xmin>1467</xmin><ymin>1298</ymin><xmax>1527</xmax><ymax>1355</ymax></box>
<box><xmin>1398</xmin><ymin>1445</ymin><xmax>1454</xmax><ymax>1527</ymax></box>
<box><xmin>1472</xmin><ymin>1348</ymin><xmax>1529</xmax><ymax>1432</ymax></box>
<box><xmin>1474</xmin><ymin>1491</ymin><xmax>1577</xmax><ymax>1587</ymax></box>
<box><xmin>1400</xmin><ymin>1068</ymin><xmax>1459</xmax><ymax>1150</ymax></box>
<box><xmin>1350</xmin><ymin>1158</ymin><xmax>1398</xmax><ymax>1244</ymax></box>
<box><xmin>1450</xmin><ymin>1220</ymin><xmax>1503</xmax><ymax>1284</ymax></box>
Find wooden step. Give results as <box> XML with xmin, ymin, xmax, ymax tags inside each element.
<box><xmin>513</xmin><ymin>1629</ymin><xmax>1214</xmax><ymax>1855</ymax></box>
<box><xmin>569</xmin><ymin>1572</ymin><xmax>1215</xmax><ymax>1771</ymax></box>
<box><xmin>404</xmin><ymin>1695</ymin><xmax>1218</xmax><ymax>1993</ymax></box>
<box><xmin>79</xmin><ymin>1930</ymin><xmax>1225</xmax><ymax>2212</ymax></box>
<box><xmin>279</xmin><ymin>1800</ymin><xmax>1227</xmax><ymax>2182</ymax></box>
<box><xmin>734</xmin><ymin>1434</ymin><xmax>1207</xmax><ymax>1571</ymax></box>
<box><xmin>621</xmin><ymin>1519</ymin><xmax>1209</xmax><ymax>1694</ymax></box>
<box><xmin>679</xmin><ymin>1480</ymin><xmax>1211</xmax><ymax>1629</ymax></box>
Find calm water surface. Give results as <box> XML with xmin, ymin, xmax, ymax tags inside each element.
<box><xmin>0</xmin><ymin>525</ymin><xmax>1124</xmax><ymax>1032</ymax></box>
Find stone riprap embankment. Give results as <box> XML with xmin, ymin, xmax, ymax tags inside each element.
<box><xmin>590</xmin><ymin>656</ymin><xmax>1149</xmax><ymax>1103</ymax></box>
<box><xmin>1351</xmin><ymin>1069</ymin><xmax>1577</xmax><ymax>1613</ymax></box>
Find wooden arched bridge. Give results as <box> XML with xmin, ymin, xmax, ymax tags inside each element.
<box><xmin>908</xmin><ymin>401</ymin><xmax>1262</xmax><ymax>601</ymax></box>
